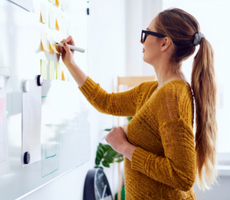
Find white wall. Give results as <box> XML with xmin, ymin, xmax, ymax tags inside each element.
<box><xmin>125</xmin><ymin>0</ymin><xmax>162</xmax><ymax>77</ymax></box>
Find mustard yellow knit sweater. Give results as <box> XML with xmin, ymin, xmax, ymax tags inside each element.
<box><xmin>79</xmin><ymin>77</ymin><xmax>196</xmax><ymax>200</ymax></box>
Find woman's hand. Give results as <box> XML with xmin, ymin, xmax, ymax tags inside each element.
<box><xmin>57</xmin><ymin>36</ymin><xmax>75</xmax><ymax>68</ymax></box>
<box><xmin>105</xmin><ymin>127</ymin><xmax>128</xmax><ymax>154</ymax></box>
<box><xmin>105</xmin><ymin>126</ymin><xmax>137</xmax><ymax>161</ymax></box>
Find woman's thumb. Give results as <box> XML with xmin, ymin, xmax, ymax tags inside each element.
<box><xmin>63</xmin><ymin>42</ymin><xmax>71</xmax><ymax>54</ymax></box>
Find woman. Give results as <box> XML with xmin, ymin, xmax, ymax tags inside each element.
<box><xmin>58</xmin><ymin>8</ymin><xmax>218</xmax><ymax>200</ymax></box>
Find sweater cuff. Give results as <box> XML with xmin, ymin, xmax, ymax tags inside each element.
<box><xmin>78</xmin><ymin>76</ymin><xmax>99</xmax><ymax>99</ymax></box>
<box><xmin>131</xmin><ymin>147</ymin><xmax>150</xmax><ymax>174</ymax></box>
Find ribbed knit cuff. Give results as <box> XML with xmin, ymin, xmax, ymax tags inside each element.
<box><xmin>78</xmin><ymin>76</ymin><xmax>99</xmax><ymax>99</ymax></box>
<box><xmin>131</xmin><ymin>147</ymin><xmax>150</xmax><ymax>174</ymax></box>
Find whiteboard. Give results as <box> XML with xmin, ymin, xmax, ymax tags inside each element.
<box><xmin>0</xmin><ymin>0</ymin><xmax>90</xmax><ymax>199</ymax></box>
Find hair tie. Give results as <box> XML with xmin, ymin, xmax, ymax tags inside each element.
<box><xmin>193</xmin><ymin>32</ymin><xmax>205</xmax><ymax>46</ymax></box>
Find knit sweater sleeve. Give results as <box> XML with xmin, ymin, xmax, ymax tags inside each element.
<box><xmin>131</xmin><ymin>82</ymin><xmax>196</xmax><ymax>191</ymax></box>
<box><xmin>78</xmin><ymin>76</ymin><xmax>140</xmax><ymax>116</ymax></box>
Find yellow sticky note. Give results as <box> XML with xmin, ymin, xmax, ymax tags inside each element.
<box><xmin>49</xmin><ymin>36</ymin><xmax>59</xmax><ymax>54</ymax></box>
<box><xmin>40</xmin><ymin>3</ymin><xmax>47</xmax><ymax>24</ymax></box>
<box><xmin>66</xmin><ymin>0</ymin><xmax>71</xmax><ymax>13</ymax></box>
<box><xmin>56</xmin><ymin>62</ymin><xmax>62</xmax><ymax>80</ymax></box>
<box><xmin>40</xmin><ymin>59</ymin><xmax>47</xmax><ymax>80</ymax></box>
<box><xmin>49</xmin><ymin>61</ymin><xmax>55</xmax><ymax>80</ymax></box>
<box><xmin>62</xmin><ymin>71</ymin><xmax>65</xmax><ymax>81</ymax></box>
<box><xmin>41</xmin><ymin>32</ymin><xmax>49</xmax><ymax>52</ymax></box>
<box><xmin>49</xmin><ymin>10</ymin><xmax>55</xmax><ymax>29</ymax></box>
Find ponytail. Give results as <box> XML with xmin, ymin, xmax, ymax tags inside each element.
<box><xmin>191</xmin><ymin>38</ymin><xmax>218</xmax><ymax>190</ymax></box>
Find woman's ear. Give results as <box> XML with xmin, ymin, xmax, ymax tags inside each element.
<box><xmin>161</xmin><ymin>37</ymin><xmax>172</xmax><ymax>52</ymax></box>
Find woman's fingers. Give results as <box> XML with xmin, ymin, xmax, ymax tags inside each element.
<box><xmin>57</xmin><ymin>45</ymin><xmax>63</xmax><ymax>53</ymax></box>
<box><xmin>57</xmin><ymin>39</ymin><xmax>65</xmax><ymax>53</ymax></box>
<box><xmin>65</xmin><ymin>35</ymin><xmax>75</xmax><ymax>46</ymax></box>
<box><xmin>62</xmin><ymin>42</ymin><xmax>71</xmax><ymax>54</ymax></box>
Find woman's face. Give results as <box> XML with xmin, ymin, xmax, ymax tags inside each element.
<box><xmin>141</xmin><ymin>18</ymin><xmax>162</xmax><ymax>66</ymax></box>
<box><xmin>141</xmin><ymin>17</ymin><xmax>171</xmax><ymax>67</ymax></box>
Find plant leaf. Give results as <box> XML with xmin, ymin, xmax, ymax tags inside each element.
<box><xmin>116</xmin><ymin>158</ymin><xmax>124</xmax><ymax>163</ymax></box>
<box><xmin>96</xmin><ymin>149</ymin><xmax>103</xmax><ymax>159</ymax></box>
<box><xmin>95</xmin><ymin>157</ymin><xmax>101</xmax><ymax>165</ymax></box>
<box><xmin>102</xmin><ymin>160</ymin><xmax>110</xmax><ymax>168</ymax></box>
<box><xmin>103</xmin><ymin>144</ymin><xmax>113</xmax><ymax>151</ymax></box>
<box><xmin>106</xmin><ymin>150</ymin><xmax>118</xmax><ymax>157</ymax></box>
<box><xmin>104</xmin><ymin>155</ymin><xmax>114</xmax><ymax>163</ymax></box>
<box><xmin>127</xmin><ymin>116</ymin><xmax>133</xmax><ymax>122</ymax></box>
<box><xmin>104</xmin><ymin>128</ymin><xmax>113</xmax><ymax>131</ymax></box>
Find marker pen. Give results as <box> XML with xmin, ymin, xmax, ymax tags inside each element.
<box><xmin>56</xmin><ymin>42</ymin><xmax>85</xmax><ymax>53</ymax></box>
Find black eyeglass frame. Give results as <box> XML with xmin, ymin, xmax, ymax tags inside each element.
<box><xmin>141</xmin><ymin>30</ymin><xmax>166</xmax><ymax>43</ymax></box>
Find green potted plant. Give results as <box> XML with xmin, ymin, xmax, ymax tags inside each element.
<box><xmin>94</xmin><ymin>117</ymin><xmax>133</xmax><ymax>200</ymax></box>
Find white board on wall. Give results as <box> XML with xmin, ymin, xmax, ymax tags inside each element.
<box><xmin>0</xmin><ymin>0</ymin><xmax>90</xmax><ymax>199</ymax></box>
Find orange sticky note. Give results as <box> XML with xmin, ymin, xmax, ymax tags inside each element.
<box><xmin>40</xmin><ymin>4</ymin><xmax>47</xmax><ymax>24</ymax></box>
<box><xmin>56</xmin><ymin>19</ymin><xmax>59</xmax><ymax>30</ymax></box>
<box><xmin>56</xmin><ymin>0</ymin><xmax>60</xmax><ymax>7</ymax></box>
<box><xmin>49</xmin><ymin>36</ymin><xmax>59</xmax><ymax>54</ymax></box>
<box><xmin>41</xmin><ymin>32</ymin><xmax>49</xmax><ymax>52</ymax></box>
<box><xmin>62</xmin><ymin>71</ymin><xmax>65</xmax><ymax>81</ymax></box>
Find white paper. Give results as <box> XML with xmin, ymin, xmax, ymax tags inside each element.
<box><xmin>0</xmin><ymin>75</ymin><xmax>10</xmax><ymax>176</ymax></box>
<box><xmin>22</xmin><ymin>79</ymin><xmax>41</xmax><ymax>166</ymax></box>
<box><xmin>9</xmin><ymin>0</ymin><xmax>34</xmax><ymax>12</ymax></box>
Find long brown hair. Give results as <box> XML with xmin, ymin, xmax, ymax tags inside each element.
<box><xmin>155</xmin><ymin>8</ymin><xmax>218</xmax><ymax>190</ymax></box>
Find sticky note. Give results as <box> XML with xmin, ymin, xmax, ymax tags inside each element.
<box><xmin>40</xmin><ymin>3</ymin><xmax>47</xmax><ymax>24</ymax></box>
<box><xmin>55</xmin><ymin>0</ymin><xmax>60</xmax><ymax>7</ymax></box>
<box><xmin>49</xmin><ymin>42</ymin><xmax>59</xmax><ymax>54</ymax></box>
<box><xmin>41</xmin><ymin>32</ymin><xmax>49</xmax><ymax>52</ymax></box>
<box><xmin>66</xmin><ymin>0</ymin><xmax>71</xmax><ymax>13</ymax></box>
<box><xmin>49</xmin><ymin>61</ymin><xmax>55</xmax><ymax>80</ymax></box>
<box><xmin>62</xmin><ymin>71</ymin><xmax>65</xmax><ymax>81</ymax></box>
<box><xmin>40</xmin><ymin>59</ymin><xmax>47</xmax><ymax>80</ymax></box>
<box><xmin>56</xmin><ymin>62</ymin><xmax>62</xmax><ymax>80</ymax></box>
<box><xmin>54</xmin><ymin>64</ymin><xmax>57</xmax><ymax>80</ymax></box>
<box><xmin>49</xmin><ymin>36</ymin><xmax>59</xmax><ymax>54</ymax></box>
<box><xmin>56</xmin><ymin>14</ymin><xmax>61</xmax><ymax>30</ymax></box>
<box><xmin>49</xmin><ymin>10</ymin><xmax>55</xmax><ymax>30</ymax></box>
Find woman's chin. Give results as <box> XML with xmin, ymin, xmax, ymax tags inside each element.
<box><xmin>143</xmin><ymin>55</ymin><xmax>149</xmax><ymax>64</ymax></box>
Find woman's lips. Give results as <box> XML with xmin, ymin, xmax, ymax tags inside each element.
<box><xmin>143</xmin><ymin>49</ymin><xmax>145</xmax><ymax>53</ymax></box>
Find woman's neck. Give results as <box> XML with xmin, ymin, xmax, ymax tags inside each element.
<box><xmin>156</xmin><ymin>69</ymin><xmax>187</xmax><ymax>89</ymax></box>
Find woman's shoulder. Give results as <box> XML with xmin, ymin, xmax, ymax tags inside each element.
<box><xmin>155</xmin><ymin>79</ymin><xmax>193</xmax><ymax>108</ymax></box>
<box><xmin>138</xmin><ymin>80</ymin><xmax>158</xmax><ymax>93</ymax></box>
<box><xmin>158</xmin><ymin>79</ymin><xmax>191</xmax><ymax>94</ymax></box>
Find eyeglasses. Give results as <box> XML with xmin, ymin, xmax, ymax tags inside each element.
<box><xmin>141</xmin><ymin>29</ymin><xmax>166</xmax><ymax>43</ymax></box>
